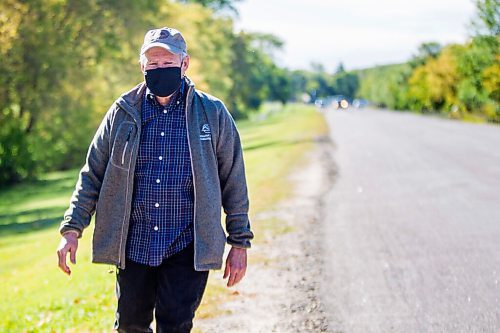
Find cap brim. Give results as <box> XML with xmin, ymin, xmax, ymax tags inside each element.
<box><xmin>141</xmin><ymin>42</ymin><xmax>183</xmax><ymax>55</ymax></box>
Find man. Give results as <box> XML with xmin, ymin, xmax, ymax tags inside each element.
<box><xmin>56</xmin><ymin>27</ymin><xmax>254</xmax><ymax>332</ymax></box>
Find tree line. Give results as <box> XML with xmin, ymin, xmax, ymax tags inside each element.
<box><xmin>0</xmin><ymin>0</ymin><xmax>498</xmax><ymax>186</ymax></box>
<box><xmin>0</xmin><ymin>0</ymin><xmax>291</xmax><ymax>185</ymax></box>
<box><xmin>303</xmin><ymin>0</ymin><xmax>499</xmax><ymax>124</ymax></box>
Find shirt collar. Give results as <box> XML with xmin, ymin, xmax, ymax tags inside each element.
<box><xmin>145</xmin><ymin>78</ymin><xmax>185</xmax><ymax>104</ymax></box>
<box><xmin>142</xmin><ymin>79</ymin><xmax>186</xmax><ymax>125</ymax></box>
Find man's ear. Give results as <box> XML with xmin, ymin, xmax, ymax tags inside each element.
<box><xmin>181</xmin><ymin>55</ymin><xmax>190</xmax><ymax>76</ymax></box>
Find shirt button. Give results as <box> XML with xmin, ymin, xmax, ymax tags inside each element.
<box><xmin>176</xmin><ymin>101</ymin><xmax>180</xmax><ymax>105</ymax></box>
<box><xmin>163</xmin><ymin>109</ymin><xmax>167</xmax><ymax>114</ymax></box>
<box><xmin>154</xmin><ymin>226</ymin><xmax>159</xmax><ymax>231</ymax></box>
<box><xmin>156</xmin><ymin>179</ymin><xmax>160</xmax><ymax>183</ymax></box>
<box><xmin>159</xmin><ymin>156</ymin><xmax>163</xmax><ymax>160</ymax></box>
<box><xmin>155</xmin><ymin>203</ymin><xmax>159</xmax><ymax>207</ymax></box>
<box><xmin>160</xmin><ymin>132</ymin><xmax>165</xmax><ymax>136</ymax></box>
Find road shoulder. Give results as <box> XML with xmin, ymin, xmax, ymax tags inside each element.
<box><xmin>194</xmin><ymin>134</ymin><xmax>337</xmax><ymax>332</ymax></box>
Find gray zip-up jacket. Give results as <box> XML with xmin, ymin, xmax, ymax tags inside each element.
<box><xmin>59</xmin><ymin>77</ymin><xmax>254</xmax><ymax>271</ymax></box>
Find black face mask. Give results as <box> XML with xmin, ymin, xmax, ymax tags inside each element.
<box><xmin>144</xmin><ymin>66</ymin><xmax>182</xmax><ymax>97</ymax></box>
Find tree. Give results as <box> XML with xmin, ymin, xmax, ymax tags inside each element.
<box><xmin>0</xmin><ymin>0</ymin><xmax>245</xmax><ymax>184</ymax></box>
<box><xmin>407</xmin><ymin>45</ymin><xmax>462</xmax><ymax>112</ymax></box>
<box><xmin>1</xmin><ymin>0</ymin><xmax>155</xmax><ymax>183</ymax></box>
<box><xmin>333</xmin><ymin>72</ymin><xmax>359</xmax><ymax>99</ymax></box>
<box><xmin>456</xmin><ymin>37</ymin><xmax>497</xmax><ymax>113</ymax></box>
<box><xmin>471</xmin><ymin>0</ymin><xmax>500</xmax><ymax>36</ymax></box>
<box><xmin>266</xmin><ymin>67</ymin><xmax>292</xmax><ymax>105</ymax></box>
<box><xmin>410</xmin><ymin>42</ymin><xmax>442</xmax><ymax>68</ymax></box>
<box><xmin>179</xmin><ymin>0</ymin><xmax>241</xmax><ymax>13</ymax></box>
<box><xmin>354</xmin><ymin>63</ymin><xmax>411</xmax><ymax>109</ymax></box>
<box><xmin>227</xmin><ymin>31</ymin><xmax>288</xmax><ymax>118</ymax></box>
<box><xmin>335</xmin><ymin>62</ymin><xmax>346</xmax><ymax>74</ymax></box>
<box><xmin>227</xmin><ymin>32</ymin><xmax>267</xmax><ymax>118</ymax></box>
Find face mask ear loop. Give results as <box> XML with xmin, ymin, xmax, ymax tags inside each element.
<box><xmin>180</xmin><ymin>55</ymin><xmax>185</xmax><ymax>78</ymax></box>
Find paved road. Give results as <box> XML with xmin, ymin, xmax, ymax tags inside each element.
<box><xmin>320</xmin><ymin>108</ymin><xmax>500</xmax><ymax>333</ymax></box>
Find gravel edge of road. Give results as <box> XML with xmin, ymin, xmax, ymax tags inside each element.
<box><xmin>277</xmin><ymin>134</ymin><xmax>339</xmax><ymax>332</ymax></box>
<box><xmin>194</xmin><ymin>133</ymin><xmax>339</xmax><ymax>332</ymax></box>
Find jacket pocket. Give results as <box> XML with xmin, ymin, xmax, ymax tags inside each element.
<box><xmin>110</xmin><ymin>122</ymin><xmax>137</xmax><ymax>169</ymax></box>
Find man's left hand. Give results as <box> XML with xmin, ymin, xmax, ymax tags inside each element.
<box><xmin>223</xmin><ymin>247</ymin><xmax>247</xmax><ymax>287</ymax></box>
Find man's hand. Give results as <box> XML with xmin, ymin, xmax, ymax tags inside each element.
<box><xmin>56</xmin><ymin>232</ymin><xmax>79</xmax><ymax>276</ymax></box>
<box><xmin>223</xmin><ymin>247</ymin><xmax>247</xmax><ymax>287</ymax></box>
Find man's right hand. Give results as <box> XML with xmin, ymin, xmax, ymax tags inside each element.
<box><xmin>57</xmin><ymin>232</ymin><xmax>79</xmax><ymax>275</ymax></box>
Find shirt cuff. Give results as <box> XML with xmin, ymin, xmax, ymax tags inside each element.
<box><xmin>62</xmin><ymin>229</ymin><xmax>80</xmax><ymax>238</ymax></box>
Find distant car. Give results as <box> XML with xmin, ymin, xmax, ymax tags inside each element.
<box><xmin>352</xmin><ymin>99</ymin><xmax>369</xmax><ymax>108</ymax></box>
<box><xmin>314</xmin><ymin>96</ymin><xmax>350</xmax><ymax>110</ymax></box>
<box><xmin>339</xmin><ymin>99</ymin><xmax>349</xmax><ymax>109</ymax></box>
<box><xmin>329</xmin><ymin>95</ymin><xmax>349</xmax><ymax>110</ymax></box>
<box><xmin>314</xmin><ymin>99</ymin><xmax>324</xmax><ymax>108</ymax></box>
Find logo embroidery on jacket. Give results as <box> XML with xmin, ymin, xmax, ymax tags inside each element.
<box><xmin>200</xmin><ymin>123</ymin><xmax>211</xmax><ymax>141</ymax></box>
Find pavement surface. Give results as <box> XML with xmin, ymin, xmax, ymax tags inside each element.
<box><xmin>320</xmin><ymin>108</ymin><xmax>500</xmax><ymax>333</ymax></box>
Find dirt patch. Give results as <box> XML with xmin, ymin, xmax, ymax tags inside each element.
<box><xmin>194</xmin><ymin>136</ymin><xmax>337</xmax><ymax>332</ymax></box>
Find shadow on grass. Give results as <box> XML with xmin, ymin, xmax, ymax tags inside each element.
<box><xmin>238</xmin><ymin>116</ymin><xmax>283</xmax><ymax>129</ymax></box>
<box><xmin>243</xmin><ymin>137</ymin><xmax>318</xmax><ymax>152</ymax></box>
<box><xmin>0</xmin><ymin>169</ymin><xmax>78</xmax><ymax>237</ymax></box>
<box><xmin>0</xmin><ymin>216</ymin><xmax>61</xmax><ymax>237</ymax></box>
<box><xmin>0</xmin><ymin>206</ymin><xmax>66</xmax><ymax>237</ymax></box>
<box><xmin>0</xmin><ymin>170</ymin><xmax>77</xmax><ymax>206</ymax></box>
<box><xmin>244</xmin><ymin>140</ymin><xmax>285</xmax><ymax>151</ymax></box>
<box><xmin>0</xmin><ymin>206</ymin><xmax>65</xmax><ymax>222</ymax></box>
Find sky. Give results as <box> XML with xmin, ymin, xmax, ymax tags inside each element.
<box><xmin>233</xmin><ymin>0</ymin><xmax>477</xmax><ymax>72</ymax></box>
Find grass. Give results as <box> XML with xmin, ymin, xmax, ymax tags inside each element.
<box><xmin>0</xmin><ymin>102</ymin><xmax>327</xmax><ymax>332</ymax></box>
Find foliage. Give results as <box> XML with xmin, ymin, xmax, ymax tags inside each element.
<box><xmin>179</xmin><ymin>0</ymin><xmax>242</xmax><ymax>13</ymax></box>
<box><xmin>354</xmin><ymin>63</ymin><xmax>412</xmax><ymax>109</ymax></box>
<box><xmin>471</xmin><ymin>0</ymin><xmax>500</xmax><ymax>36</ymax></box>
<box><xmin>407</xmin><ymin>45</ymin><xmax>462</xmax><ymax>112</ymax></box>
<box><xmin>456</xmin><ymin>36</ymin><xmax>498</xmax><ymax>114</ymax></box>
<box><xmin>0</xmin><ymin>0</ymin><xmax>288</xmax><ymax>185</ymax></box>
<box><xmin>293</xmin><ymin>63</ymin><xmax>360</xmax><ymax>102</ymax></box>
<box><xmin>409</xmin><ymin>42</ymin><xmax>443</xmax><ymax>68</ymax></box>
<box><xmin>333</xmin><ymin>72</ymin><xmax>359</xmax><ymax>98</ymax></box>
<box><xmin>1</xmin><ymin>0</ymin><xmax>498</xmax><ymax>186</ymax></box>
<box><xmin>350</xmin><ymin>0</ymin><xmax>499</xmax><ymax>122</ymax></box>
<box><xmin>0</xmin><ymin>0</ymin><xmax>160</xmax><ymax>185</ymax></box>
<box><xmin>227</xmin><ymin>31</ymin><xmax>290</xmax><ymax>118</ymax></box>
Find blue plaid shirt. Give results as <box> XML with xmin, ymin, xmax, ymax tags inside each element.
<box><xmin>126</xmin><ymin>79</ymin><xmax>194</xmax><ymax>266</ymax></box>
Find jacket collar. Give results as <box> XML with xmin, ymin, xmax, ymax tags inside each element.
<box><xmin>116</xmin><ymin>76</ymin><xmax>196</xmax><ymax>126</ymax></box>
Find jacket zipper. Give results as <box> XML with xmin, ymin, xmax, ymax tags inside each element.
<box><xmin>184</xmin><ymin>87</ymin><xmax>198</xmax><ymax>269</ymax></box>
<box><xmin>121</xmin><ymin>126</ymin><xmax>133</xmax><ymax>165</ymax></box>
<box><xmin>118</xmin><ymin>126</ymin><xmax>136</xmax><ymax>269</ymax></box>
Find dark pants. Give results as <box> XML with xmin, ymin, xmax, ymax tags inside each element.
<box><xmin>114</xmin><ymin>243</ymin><xmax>209</xmax><ymax>333</ymax></box>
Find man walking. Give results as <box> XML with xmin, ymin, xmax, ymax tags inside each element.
<box><xmin>56</xmin><ymin>27</ymin><xmax>254</xmax><ymax>332</ymax></box>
